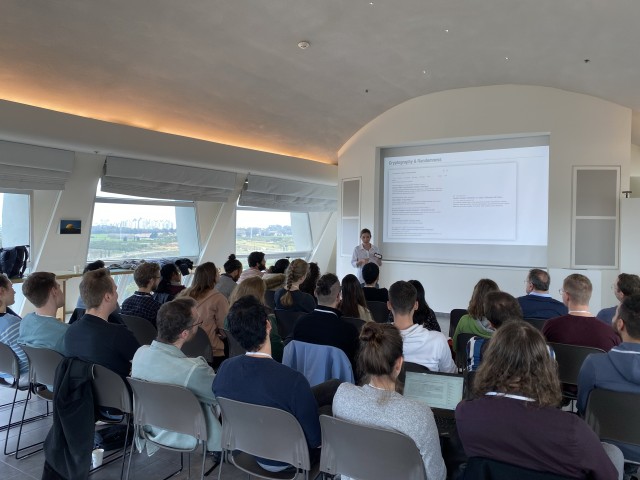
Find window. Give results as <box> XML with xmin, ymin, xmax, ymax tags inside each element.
<box><xmin>0</xmin><ymin>192</ymin><xmax>30</xmax><ymax>248</ymax></box>
<box><xmin>88</xmin><ymin>183</ymin><xmax>200</xmax><ymax>261</ymax></box>
<box><xmin>235</xmin><ymin>210</ymin><xmax>312</xmax><ymax>265</ymax></box>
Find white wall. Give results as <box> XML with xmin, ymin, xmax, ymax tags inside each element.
<box><xmin>338</xmin><ymin>85</ymin><xmax>631</xmax><ymax>312</ymax></box>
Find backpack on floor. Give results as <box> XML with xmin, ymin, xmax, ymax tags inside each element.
<box><xmin>0</xmin><ymin>245</ymin><xmax>29</xmax><ymax>279</ymax></box>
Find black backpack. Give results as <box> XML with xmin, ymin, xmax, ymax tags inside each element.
<box><xmin>0</xmin><ymin>245</ymin><xmax>29</xmax><ymax>279</ymax></box>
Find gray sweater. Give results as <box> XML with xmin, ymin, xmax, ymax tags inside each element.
<box><xmin>332</xmin><ymin>383</ymin><xmax>446</xmax><ymax>480</ymax></box>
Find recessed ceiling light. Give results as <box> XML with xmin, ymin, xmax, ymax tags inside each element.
<box><xmin>298</xmin><ymin>41</ymin><xmax>310</xmax><ymax>49</ymax></box>
<box><xmin>505</xmin><ymin>57</ymin><xmax>509</xmax><ymax>61</ymax></box>
<box><xmin>369</xmin><ymin>2</ymin><xmax>374</xmax><ymax>5</ymax></box>
<box><xmin>445</xmin><ymin>29</ymin><xmax>449</xmax><ymax>33</ymax></box>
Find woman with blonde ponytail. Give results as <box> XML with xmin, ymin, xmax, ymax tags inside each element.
<box><xmin>332</xmin><ymin>323</ymin><xmax>446</xmax><ymax>480</ymax></box>
<box><xmin>274</xmin><ymin>259</ymin><xmax>316</xmax><ymax>313</ymax></box>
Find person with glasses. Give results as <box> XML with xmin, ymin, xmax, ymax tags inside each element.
<box><xmin>121</xmin><ymin>262</ymin><xmax>162</xmax><ymax>327</ymax></box>
<box><xmin>596</xmin><ymin>273</ymin><xmax>640</xmax><ymax>325</ymax></box>
<box><xmin>131</xmin><ymin>297</ymin><xmax>222</xmax><ymax>459</ymax></box>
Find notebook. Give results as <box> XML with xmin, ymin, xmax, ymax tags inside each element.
<box><xmin>403</xmin><ymin>371</ymin><xmax>465</xmax><ymax>436</ymax></box>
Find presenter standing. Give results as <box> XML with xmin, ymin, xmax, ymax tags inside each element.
<box><xmin>351</xmin><ymin>228</ymin><xmax>382</xmax><ymax>284</ymax></box>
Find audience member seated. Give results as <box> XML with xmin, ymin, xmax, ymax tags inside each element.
<box><xmin>517</xmin><ymin>268</ymin><xmax>568</xmax><ymax>320</ymax></box>
<box><xmin>19</xmin><ymin>272</ymin><xmax>68</xmax><ymax>354</ymax></box>
<box><xmin>391</xmin><ymin>281</ymin><xmax>456</xmax><ymax>373</ymax></box>
<box><xmin>543</xmin><ymin>273</ymin><xmax>621</xmax><ymax>352</ymax></box>
<box><xmin>409</xmin><ymin>280</ymin><xmax>440</xmax><ymax>332</ymax></box>
<box><xmin>0</xmin><ymin>274</ymin><xmax>28</xmax><ymax>381</ymax></box>
<box><xmin>75</xmin><ymin>260</ymin><xmax>105</xmax><ymax>309</ymax></box>
<box><xmin>292</xmin><ymin>274</ymin><xmax>359</xmax><ymax>365</ymax></box>
<box><xmin>237</xmin><ymin>251</ymin><xmax>266</xmax><ymax>284</ymax></box>
<box><xmin>132</xmin><ymin>297</ymin><xmax>222</xmax><ymax>456</ymax></box>
<box><xmin>213</xmin><ymin>296</ymin><xmax>339</xmax><ymax>472</ymax></box>
<box><xmin>578</xmin><ymin>294</ymin><xmax>640</xmax><ymax>463</ymax></box>
<box><xmin>298</xmin><ymin>262</ymin><xmax>320</xmax><ymax>299</ymax></box>
<box><xmin>153</xmin><ymin>263</ymin><xmax>185</xmax><ymax>304</ymax></box>
<box><xmin>467</xmin><ymin>291</ymin><xmax>523</xmax><ymax>371</ymax></box>
<box><xmin>179</xmin><ymin>262</ymin><xmax>229</xmax><ymax>369</ymax></box>
<box><xmin>262</xmin><ymin>258</ymin><xmax>289</xmax><ymax>290</ymax></box>
<box><xmin>65</xmin><ymin>268</ymin><xmax>140</xmax><ymax>377</ymax></box>
<box><xmin>361</xmin><ymin>263</ymin><xmax>388</xmax><ymax>303</ymax></box>
<box><xmin>333</xmin><ymin>322</ymin><xmax>446</xmax><ymax>480</ymax></box>
<box><xmin>340</xmin><ymin>274</ymin><xmax>373</xmax><ymax>322</ymax></box>
<box><xmin>597</xmin><ymin>273</ymin><xmax>640</xmax><ymax>325</ymax></box>
<box><xmin>452</xmin><ymin>279</ymin><xmax>499</xmax><ymax>346</ymax></box>
<box><xmin>215</xmin><ymin>254</ymin><xmax>242</xmax><ymax>300</ymax></box>
<box><xmin>274</xmin><ymin>259</ymin><xmax>315</xmax><ymax>313</ymax></box>
<box><xmin>226</xmin><ymin>277</ymin><xmax>284</xmax><ymax>362</ymax></box>
<box><xmin>121</xmin><ymin>262</ymin><xmax>162</xmax><ymax>327</ymax></box>
<box><xmin>456</xmin><ymin>321</ymin><xmax>623</xmax><ymax>479</ymax></box>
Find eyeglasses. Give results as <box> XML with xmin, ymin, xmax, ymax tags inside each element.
<box><xmin>187</xmin><ymin>321</ymin><xmax>204</xmax><ymax>329</ymax></box>
<box><xmin>558</xmin><ymin>288</ymin><xmax>565</xmax><ymax>295</ymax></box>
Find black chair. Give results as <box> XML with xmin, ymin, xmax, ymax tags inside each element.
<box><xmin>398</xmin><ymin>361</ymin><xmax>430</xmax><ymax>385</ymax></box>
<box><xmin>320</xmin><ymin>415</ymin><xmax>427</xmax><ymax>480</ymax></box>
<box><xmin>121</xmin><ymin>315</ymin><xmax>157</xmax><ymax>346</ymax></box>
<box><xmin>455</xmin><ymin>333</ymin><xmax>475</xmax><ymax>371</ymax></box>
<box><xmin>449</xmin><ymin>309</ymin><xmax>468</xmax><ymax>338</ymax></box>
<box><xmin>584</xmin><ymin>388</ymin><xmax>640</xmax><ymax>465</ymax></box>
<box><xmin>181</xmin><ymin>327</ymin><xmax>213</xmax><ymax>363</ymax></box>
<box><xmin>548</xmin><ymin>342</ymin><xmax>605</xmax><ymax>401</ymax></box>
<box><xmin>367</xmin><ymin>301</ymin><xmax>390</xmax><ymax>323</ymax></box>
<box><xmin>274</xmin><ymin>310</ymin><xmax>306</xmax><ymax>339</ymax></box>
<box><xmin>462</xmin><ymin>456</ymin><xmax>574</xmax><ymax>479</ymax></box>
<box><xmin>524</xmin><ymin>318</ymin><xmax>547</xmax><ymax>331</ymax></box>
<box><xmin>342</xmin><ymin>316</ymin><xmax>366</xmax><ymax>333</ymax></box>
<box><xmin>69</xmin><ymin>307</ymin><xmax>86</xmax><ymax>324</ymax></box>
<box><xmin>463</xmin><ymin>370</ymin><xmax>476</xmax><ymax>400</ymax></box>
<box><xmin>223</xmin><ymin>329</ymin><xmax>247</xmax><ymax>358</ymax></box>
<box><xmin>264</xmin><ymin>289</ymin><xmax>276</xmax><ymax>311</ymax></box>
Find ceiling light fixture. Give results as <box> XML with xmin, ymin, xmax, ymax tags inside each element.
<box><xmin>298</xmin><ymin>41</ymin><xmax>310</xmax><ymax>49</ymax></box>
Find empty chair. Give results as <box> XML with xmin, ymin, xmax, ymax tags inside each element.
<box><xmin>126</xmin><ymin>378</ymin><xmax>210</xmax><ymax>480</ymax></box>
<box><xmin>524</xmin><ymin>318</ymin><xmax>547</xmax><ymax>331</ymax></box>
<box><xmin>217</xmin><ymin>397</ymin><xmax>320</xmax><ymax>480</ymax></box>
<box><xmin>584</xmin><ymin>389</ymin><xmax>640</xmax><ymax>465</ymax></box>
<box><xmin>181</xmin><ymin>327</ymin><xmax>213</xmax><ymax>363</ymax></box>
<box><xmin>319</xmin><ymin>415</ymin><xmax>426</xmax><ymax>480</ymax></box>
<box><xmin>10</xmin><ymin>346</ymin><xmax>64</xmax><ymax>458</ymax></box>
<box><xmin>92</xmin><ymin>364</ymin><xmax>133</xmax><ymax>477</ymax></box>
<box><xmin>548</xmin><ymin>342</ymin><xmax>605</xmax><ymax>400</ymax></box>
<box><xmin>223</xmin><ymin>329</ymin><xmax>246</xmax><ymax>358</ymax></box>
<box><xmin>122</xmin><ymin>315</ymin><xmax>157</xmax><ymax>346</ymax></box>
<box><xmin>274</xmin><ymin>310</ymin><xmax>305</xmax><ymax>339</ymax></box>
<box><xmin>449</xmin><ymin>309</ymin><xmax>468</xmax><ymax>338</ymax></box>
<box><xmin>366</xmin><ymin>301</ymin><xmax>390</xmax><ymax>324</ymax></box>
<box><xmin>283</xmin><ymin>340</ymin><xmax>354</xmax><ymax>386</ymax></box>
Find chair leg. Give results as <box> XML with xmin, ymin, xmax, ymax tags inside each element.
<box><xmin>217</xmin><ymin>450</ymin><xmax>225</xmax><ymax>480</ymax></box>
<box><xmin>14</xmin><ymin>396</ymin><xmax>49</xmax><ymax>459</ymax></box>
<box><xmin>125</xmin><ymin>424</ymin><xmax>138</xmax><ymax>480</ymax></box>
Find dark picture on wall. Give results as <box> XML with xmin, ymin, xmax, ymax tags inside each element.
<box><xmin>60</xmin><ymin>219</ymin><xmax>81</xmax><ymax>235</ymax></box>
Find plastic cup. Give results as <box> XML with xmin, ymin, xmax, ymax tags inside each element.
<box><xmin>92</xmin><ymin>448</ymin><xmax>104</xmax><ymax>468</ymax></box>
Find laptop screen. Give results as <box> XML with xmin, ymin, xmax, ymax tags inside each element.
<box><xmin>403</xmin><ymin>371</ymin><xmax>465</xmax><ymax>411</ymax></box>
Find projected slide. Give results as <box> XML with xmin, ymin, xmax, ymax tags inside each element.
<box><xmin>385</xmin><ymin>160</ymin><xmax>517</xmax><ymax>242</ymax></box>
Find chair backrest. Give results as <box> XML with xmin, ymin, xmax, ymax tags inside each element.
<box><xmin>127</xmin><ymin>378</ymin><xmax>207</xmax><ymax>443</ymax></box>
<box><xmin>92</xmin><ymin>364</ymin><xmax>132</xmax><ymax>414</ymax></box>
<box><xmin>366</xmin><ymin>301</ymin><xmax>390</xmax><ymax>324</ymax></box>
<box><xmin>223</xmin><ymin>329</ymin><xmax>247</xmax><ymax>358</ymax></box>
<box><xmin>0</xmin><ymin>342</ymin><xmax>19</xmax><ymax>386</ymax></box>
<box><xmin>121</xmin><ymin>315</ymin><xmax>158</xmax><ymax>346</ymax></box>
<box><xmin>455</xmin><ymin>333</ymin><xmax>476</xmax><ymax>370</ymax></box>
<box><xmin>282</xmin><ymin>340</ymin><xmax>354</xmax><ymax>386</ymax></box>
<box><xmin>69</xmin><ymin>307</ymin><xmax>86</xmax><ymax>324</ymax></box>
<box><xmin>264</xmin><ymin>289</ymin><xmax>276</xmax><ymax>311</ymax></box>
<box><xmin>462</xmin><ymin>456</ymin><xmax>574</xmax><ymax>479</ymax></box>
<box><xmin>217</xmin><ymin>397</ymin><xmax>311</xmax><ymax>470</ymax></box>
<box><xmin>404</xmin><ymin>361</ymin><xmax>430</xmax><ymax>373</ymax></box>
<box><xmin>274</xmin><ymin>310</ymin><xmax>306</xmax><ymax>339</ymax></box>
<box><xmin>319</xmin><ymin>415</ymin><xmax>426</xmax><ymax>480</ymax></box>
<box><xmin>21</xmin><ymin>345</ymin><xmax>64</xmax><ymax>387</ymax></box>
<box><xmin>181</xmin><ymin>326</ymin><xmax>213</xmax><ymax>362</ymax></box>
<box><xmin>449</xmin><ymin>309</ymin><xmax>468</xmax><ymax>338</ymax></box>
<box><xmin>342</xmin><ymin>316</ymin><xmax>366</xmax><ymax>333</ymax></box>
<box><xmin>524</xmin><ymin>318</ymin><xmax>547</xmax><ymax>331</ymax></box>
<box><xmin>547</xmin><ymin>342</ymin><xmax>605</xmax><ymax>387</ymax></box>
<box><xmin>584</xmin><ymin>388</ymin><xmax>640</xmax><ymax>447</ymax></box>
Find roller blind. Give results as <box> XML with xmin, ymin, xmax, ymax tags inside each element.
<box><xmin>0</xmin><ymin>140</ymin><xmax>75</xmax><ymax>190</ymax></box>
<box><xmin>238</xmin><ymin>174</ymin><xmax>337</xmax><ymax>212</ymax></box>
<box><xmin>102</xmin><ymin>156</ymin><xmax>237</xmax><ymax>202</ymax></box>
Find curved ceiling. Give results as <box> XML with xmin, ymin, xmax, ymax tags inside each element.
<box><xmin>1</xmin><ymin>0</ymin><xmax>640</xmax><ymax>164</ymax></box>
